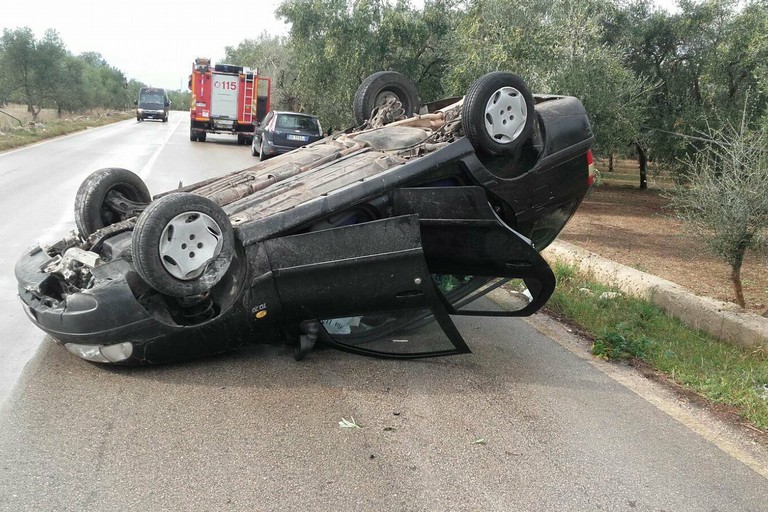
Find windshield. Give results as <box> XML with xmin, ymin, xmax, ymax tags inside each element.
<box><xmin>276</xmin><ymin>114</ymin><xmax>320</xmax><ymax>134</ymax></box>
<box><xmin>139</xmin><ymin>92</ymin><xmax>165</xmax><ymax>105</ymax></box>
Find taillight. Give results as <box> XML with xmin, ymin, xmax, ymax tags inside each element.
<box><xmin>586</xmin><ymin>150</ymin><xmax>595</xmax><ymax>187</ymax></box>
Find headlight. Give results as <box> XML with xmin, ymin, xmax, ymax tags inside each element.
<box><xmin>137</xmin><ymin>108</ymin><xmax>144</xmax><ymax>113</ymax></box>
<box><xmin>65</xmin><ymin>341</ymin><xmax>133</xmax><ymax>363</ymax></box>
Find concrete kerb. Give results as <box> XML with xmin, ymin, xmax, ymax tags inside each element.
<box><xmin>541</xmin><ymin>240</ymin><xmax>768</xmax><ymax>351</ymax></box>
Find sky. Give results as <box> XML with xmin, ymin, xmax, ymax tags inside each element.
<box><xmin>3</xmin><ymin>0</ymin><xmax>680</xmax><ymax>92</ymax></box>
<box><xmin>2</xmin><ymin>0</ymin><xmax>290</xmax><ymax>91</ymax></box>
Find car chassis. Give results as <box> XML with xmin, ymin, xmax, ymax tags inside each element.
<box><xmin>15</xmin><ymin>71</ymin><xmax>594</xmax><ymax>364</ymax></box>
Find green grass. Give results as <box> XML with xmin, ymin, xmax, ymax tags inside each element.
<box><xmin>0</xmin><ymin>114</ymin><xmax>133</xmax><ymax>152</ymax></box>
<box><xmin>547</xmin><ymin>262</ymin><xmax>768</xmax><ymax>431</ymax></box>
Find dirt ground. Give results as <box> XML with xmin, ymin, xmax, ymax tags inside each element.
<box><xmin>559</xmin><ymin>184</ymin><xmax>768</xmax><ymax>315</ymax></box>
<box><xmin>0</xmin><ymin>104</ymin><xmax>121</xmax><ymax>130</ymax></box>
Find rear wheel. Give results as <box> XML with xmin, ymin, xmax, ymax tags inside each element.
<box><xmin>461</xmin><ymin>72</ymin><xmax>534</xmax><ymax>156</ymax></box>
<box><xmin>199</xmin><ymin>132</ymin><xmax>206</xmax><ymax>142</ymax></box>
<box><xmin>353</xmin><ymin>71</ymin><xmax>420</xmax><ymax>126</ymax></box>
<box><xmin>132</xmin><ymin>193</ymin><xmax>234</xmax><ymax>297</ymax></box>
<box><xmin>75</xmin><ymin>168</ymin><xmax>151</xmax><ymax>237</ymax></box>
<box><xmin>259</xmin><ymin>140</ymin><xmax>267</xmax><ymax>161</ymax></box>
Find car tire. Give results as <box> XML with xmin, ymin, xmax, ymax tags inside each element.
<box><xmin>461</xmin><ymin>72</ymin><xmax>535</xmax><ymax>156</ymax></box>
<box><xmin>353</xmin><ymin>71</ymin><xmax>420</xmax><ymax>126</ymax></box>
<box><xmin>75</xmin><ymin>168</ymin><xmax>151</xmax><ymax>237</ymax></box>
<box><xmin>251</xmin><ymin>137</ymin><xmax>259</xmax><ymax>157</ymax></box>
<box><xmin>137</xmin><ymin>117</ymin><xmax>142</xmax><ymax>122</ymax></box>
<box><xmin>131</xmin><ymin>193</ymin><xmax>235</xmax><ymax>297</ymax></box>
<box><xmin>189</xmin><ymin>128</ymin><xmax>196</xmax><ymax>141</ymax></box>
<box><xmin>163</xmin><ymin>116</ymin><xmax>168</xmax><ymax>123</ymax></box>
<box><xmin>199</xmin><ymin>132</ymin><xmax>206</xmax><ymax>142</ymax></box>
<box><xmin>259</xmin><ymin>140</ymin><xmax>267</xmax><ymax>161</ymax></box>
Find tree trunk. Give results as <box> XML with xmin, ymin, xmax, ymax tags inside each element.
<box><xmin>608</xmin><ymin>153</ymin><xmax>614</xmax><ymax>173</ymax></box>
<box><xmin>636</xmin><ymin>143</ymin><xmax>647</xmax><ymax>190</ymax></box>
<box><xmin>730</xmin><ymin>247</ymin><xmax>747</xmax><ymax>308</ymax></box>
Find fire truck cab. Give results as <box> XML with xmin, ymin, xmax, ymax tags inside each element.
<box><xmin>188</xmin><ymin>57</ymin><xmax>271</xmax><ymax>145</ymax></box>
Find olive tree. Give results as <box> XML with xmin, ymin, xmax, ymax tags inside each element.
<box><xmin>668</xmin><ymin>119</ymin><xmax>768</xmax><ymax>307</ymax></box>
<box><xmin>276</xmin><ymin>0</ymin><xmax>456</xmax><ymax>130</ymax></box>
<box><xmin>449</xmin><ymin>0</ymin><xmax>649</xmax><ymax>169</ymax></box>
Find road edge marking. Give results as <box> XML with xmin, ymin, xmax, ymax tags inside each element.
<box><xmin>519</xmin><ymin>306</ymin><xmax>768</xmax><ymax>481</ymax></box>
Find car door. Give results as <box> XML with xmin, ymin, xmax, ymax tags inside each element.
<box><xmin>392</xmin><ymin>186</ymin><xmax>556</xmax><ymax>317</ymax></box>
<box><xmin>263</xmin><ymin>215</ymin><xmax>471</xmax><ymax>358</ymax></box>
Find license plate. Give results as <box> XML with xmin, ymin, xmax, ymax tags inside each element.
<box><xmin>287</xmin><ymin>134</ymin><xmax>308</xmax><ymax>142</ymax></box>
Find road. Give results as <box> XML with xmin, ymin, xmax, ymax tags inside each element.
<box><xmin>0</xmin><ymin>112</ymin><xmax>256</xmax><ymax>402</ymax></box>
<box><xmin>1</xmin><ymin>114</ymin><xmax>767</xmax><ymax>511</ymax></box>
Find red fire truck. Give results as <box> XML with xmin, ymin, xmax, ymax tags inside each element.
<box><xmin>188</xmin><ymin>57</ymin><xmax>271</xmax><ymax>144</ymax></box>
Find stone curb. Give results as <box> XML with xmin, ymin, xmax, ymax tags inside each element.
<box><xmin>541</xmin><ymin>240</ymin><xmax>768</xmax><ymax>351</ymax></box>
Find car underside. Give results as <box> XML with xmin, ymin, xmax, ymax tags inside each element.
<box><xmin>15</xmin><ymin>71</ymin><xmax>594</xmax><ymax>364</ymax></box>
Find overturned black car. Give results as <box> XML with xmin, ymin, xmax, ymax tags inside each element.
<box><xmin>15</xmin><ymin>71</ymin><xmax>594</xmax><ymax>364</ymax></box>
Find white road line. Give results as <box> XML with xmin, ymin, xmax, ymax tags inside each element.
<box><xmin>138</xmin><ymin>116</ymin><xmax>183</xmax><ymax>180</ymax></box>
<box><xmin>521</xmin><ymin>310</ymin><xmax>768</xmax><ymax>481</ymax></box>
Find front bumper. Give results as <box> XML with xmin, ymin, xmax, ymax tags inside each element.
<box><xmin>138</xmin><ymin>109</ymin><xmax>166</xmax><ymax>119</ymax></box>
<box><xmin>15</xmin><ymin>244</ymin><xmax>255</xmax><ymax>364</ymax></box>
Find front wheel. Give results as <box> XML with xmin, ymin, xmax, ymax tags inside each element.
<box><xmin>132</xmin><ymin>193</ymin><xmax>235</xmax><ymax>297</ymax></box>
<box><xmin>461</xmin><ymin>72</ymin><xmax>535</xmax><ymax>156</ymax></box>
<box><xmin>75</xmin><ymin>168</ymin><xmax>151</xmax><ymax>237</ymax></box>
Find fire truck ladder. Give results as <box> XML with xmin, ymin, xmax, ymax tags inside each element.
<box><xmin>242</xmin><ymin>73</ymin><xmax>255</xmax><ymax>124</ymax></box>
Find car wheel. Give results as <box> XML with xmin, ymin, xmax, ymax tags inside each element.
<box><xmin>137</xmin><ymin>117</ymin><xmax>142</xmax><ymax>122</ymax></box>
<box><xmin>199</xmin><ymin>132</ymin><xmax>206</xmax><ymax>142</ymax></box>
<box><xmin>259</xmin><ymin>140</ymin><xmax>267</xmax><ymax>161</ymax></box>
<box><xmin>74</xmin><ymin>168</ymin><xmax>151</xmax><ymax>238</ymax></box>
<box><xmin>461</xmin><ymin>72</ymin><xmax>535</xmax><ymax>156</ymax></box>
<box><xmin>353</xmin><ymin>71</ymin><xmax>420</xmax><ymax>126</ymax></box>
<box><xmin>163</xmin><ymin>116</ymin><xmax>168</xmax><ymax>123</ymax></box>
<box><xmin>251</xmin><ymin>137</ymin><xmax>259</xmax><ymax>157</ymax></box>
<box><xmin>131</xmin><ymin>193</ymin><xmax>235</xmax><ymax>297</ymax></box>
<box><xmin>189</xmin><ymin>128</ymin><xmax>196</xmax><ymax>142</ymax></box>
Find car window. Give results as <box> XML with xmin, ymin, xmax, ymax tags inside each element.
<box><xmin>140</xmin><ymin>93</ymin><xmax>165</xmax><ymax>104</ymax></box>
<box><xmin>276</xmin><ymin>114</ymin><xmax>320</xmax><ymax>133</ymax></box>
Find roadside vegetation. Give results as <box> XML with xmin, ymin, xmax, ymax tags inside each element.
<box><xmin>0</xmin><ymin>105</ymin><xmax>133</xmax><ymax>152</ymax></box>
<box><xmin>0</xmin><ymin>27</ymin><xmax>190</xmax><ymax>151</ymax></box>
<box><xmin>547</xmin><ymin>263</ymin><xmax>768</xmax><ymax>432</ymax></box>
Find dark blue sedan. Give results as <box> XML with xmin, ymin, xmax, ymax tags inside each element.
<box><xmin>252</xmin><ymin>111</ymin><xmax>324</xmax><ymax>160</ymax></box>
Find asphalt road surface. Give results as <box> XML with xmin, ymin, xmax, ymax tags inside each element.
<box><xmin>1</xmin><ymin>115</ymin><xmax>767</xmax><ymax>511</ymax></box>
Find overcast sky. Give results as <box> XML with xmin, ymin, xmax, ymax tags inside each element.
<box><xmin>2</xmin><ymin>0</ymin><xmax>290</xmax><ymax>91</ymax></box>
<box><xmin>3</xmin><ymin>0</ymin><xmax>679</xmax><ymax>92</ymax></box>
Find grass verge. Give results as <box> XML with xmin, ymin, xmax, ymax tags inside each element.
<box><xmin>546</xmin><ymin>262</ymin><xmax>768</xmax><ymax>431</ymax></box>
<box><xmin>0</xmin><ymin>114</ymin><xmax>133</xmax><ymax>152</ymax></box>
